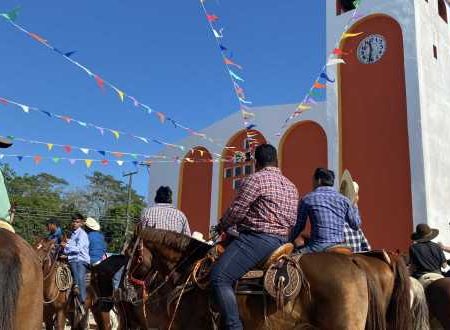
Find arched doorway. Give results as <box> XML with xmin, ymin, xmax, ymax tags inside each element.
<box><xmin>219</xmin><ymin>130</ymin><xmax>266</xmax><ymax>217</ymax></box>
<box><xmin>279</xmin><ymin>121</ymin><xmax>328</xmax><ymax>197</ymax></box>
<box><xmin>339</xmin><ymin>15</ymin><xmax>413</xmax><ymax>250</ymax></box>
<box><xmin>178</xmin><ymin>146</ymin><xmax>213</xmax><ymax>236</ymax></box>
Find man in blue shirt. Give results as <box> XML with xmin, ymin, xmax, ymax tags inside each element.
<box><xmin>62</xmin><ymin>213</ymin><xmax>90</xmax><ymax>303</ymax></box>
<box><xmin>46</xmin><ymin>217</ymin><xmax>63</xmax><ymax>244</ymax></box>
<box><xmin>291</xmin><ymin>168</ymin><xmax>361</xmax><ymax>252</ymax></box>
<box><xmin>84</xmin><ymin>217</ymin><xmax>107</xmax><ymax>266</ymax></box>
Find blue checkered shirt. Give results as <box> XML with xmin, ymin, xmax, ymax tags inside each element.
<box><xmin>292</xmin><ymin>186</ymin><xmax>361</xmax><ymax>244</ymax></box>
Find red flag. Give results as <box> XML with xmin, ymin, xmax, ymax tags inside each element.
<box><xmin>64</xmin><ymin>145</ymin><xmax>72</xmax><ymax>154</ymax></box>
<box><xmin>235</xmin><ymin>87</ymin><xmax>245</xmax><ymax>98</ymax></box>
<box><xmin>33</xmin><ymin>155</ymin><xmax>42</xmax><ymax>165</ymax></box>
<box><xmin>0</xmin><ymin>98</ymin><xmax>8</xmax><ymax>105</ymax></box>
<box><xmin>112</xmin><ymin>152</ymin><xmax>124</xmax><ymax>158</ymax></box>
<box><xmin>156</xmin><ymin>112</ymin><xmax>166</xmax><ymax>124</ymax></box>
<box><xmin>224</xmin><ymin>57</ymin><xmax>242</xmax><ymax>69</ymax></box>
<box><xmin>101</xmin><ymin>159</ymin><xmax>109</xmax><ymax>166</ymax></box>
<box><xmin>332</xmin><ymin>48</ymin><xmax>348</xmax><ymax>56</ymax></box>
<box><xmin>206</xmin><ymin>14</ymin><xmax>219</xmax><ymax>22</ymax></box>
<box><xmin>94</xmin><ymin>75</ymin><xmax>105</xmax><ymax>89</ymax></box>
<box><xmin>29</xmin><ymin>32</ymin><xmax>47</xmax><ymax>44</ymax></box>
<box><xmin>61</xmin><ymin>116</ymin><xmax>73</xmax><ymax>123</ymax></box>
<box><xmin>313</xmin><ymin>82</ymin><xmax>326</xmax><ymax>89</ymax></box>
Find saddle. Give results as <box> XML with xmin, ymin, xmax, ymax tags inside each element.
<box><xmin>193</xmin><ymin>243</ymin><xmax>304</xmax><ymax>306</ymax></box>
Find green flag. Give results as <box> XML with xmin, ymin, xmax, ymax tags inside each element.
<box><xmin>0</xmin><ymin>170</ymin><xmax>11</xmax><ymax>222</ymax></box>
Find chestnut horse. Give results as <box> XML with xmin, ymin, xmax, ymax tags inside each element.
<box><xmin>133</xmin><ymin>228</ymin><xmax>390</xmax><ymax>330</ymax></box>
<box><xmin>0</xmin><ymin>228</ymin><xmax>43</xmax><ymax>330</ymax></box>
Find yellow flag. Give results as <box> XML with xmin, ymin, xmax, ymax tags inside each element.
<box><xmin>112</xmin><ymin>130</ymin><xmax>120</xmax><ymax>139</ymax></box>
<box><xmin>84</xmin><ymin>159</ymin><xmax>93</xmax><ymax>168</ymax></box>
<box><xmin>342</xmin><ymin>32</ymin><xmax>364</xmax><ymax>39</ymax></box>
<box><xmin>47</xmin><ymin>143</ymin><xmax>54</xmax><ymax>151</ymax></box>
<box><xmin>297</xmin><ymin>104</ymin><xmax>312</xmax><ymax>111</ymax></box>
<box><xmin>116</xmin><ymin>89</ymin><xmax>125</xmax><ymax>102</ymax></box>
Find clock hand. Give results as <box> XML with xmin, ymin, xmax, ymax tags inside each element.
<box><xmin>368</xmin><ymin>42</ymin><xmax>373</xmax><ymax>62</ymax></box>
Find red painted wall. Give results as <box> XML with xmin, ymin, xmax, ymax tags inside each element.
<box><xmin>280</xmin><ymin>121</ymin><xmax>328</xmax><ymax>197</ymax></box>
<box><xmin>340</xmin><ymin>15</ymin><xmax>413</xmax><ymax>250</ymax></box>
<box><xmin>219</xmin><ymin>130</ymin><xmax>266</xmax><ymax>217</ymax></box>
<box><xmin>179</xmin><ymin>147</ymin><xmax>213</xmax><ymax>236</ymax></box>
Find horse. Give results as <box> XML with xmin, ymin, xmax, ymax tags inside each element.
<box><xmin>0</xmin><ymin>228</ymin><xmax>43</xmax><ymax>330</ymax></box>
<box><xmin>409</xmin><ymin>276</ymin><xmax>430</xmax><ymax>330</ymax></box>
<box><xmin>425</xmin><ymin>277</ymin><xmax>450</xmax><ymax>329</ymax></box>
<box><xmin>132</xmin><ymin>228</ymin><xmax>389</xmax><ymax>330</ymax></box>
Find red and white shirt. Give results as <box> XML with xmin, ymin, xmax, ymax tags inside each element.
<box><xmin>221</xmin><ymin>167</ymin><xmax>299</xmax><ymax>238</ymax></box>
<box><xmin>140</xmin><ymin>203</ymin><xmax>191</xmax><ymax>236</ymax></box>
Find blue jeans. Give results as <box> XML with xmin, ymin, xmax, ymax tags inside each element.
<box><xmin>298</xmin><ymin>241</ymin><xmax>336</xmax><ymax>253</ymax></box>
<box><xmin>69</xmin><ymin>261</ymin><xmax>88</xmax><ymax>303</ymax></box>
<box><xmin>211</xmin><ymin>231</ymin><xmax>286</xmax><ymax>330</ymax></box>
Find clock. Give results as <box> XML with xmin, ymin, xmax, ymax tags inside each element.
<box><xmin>357</xmin><ymin>34</ymin><xmax>387</xmax><ymax>64</ymax></box>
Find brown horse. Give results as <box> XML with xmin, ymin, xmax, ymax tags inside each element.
<box><xmin>425</xmin><ymin>277</ymin><xmax>450</xmax><ymax>329</ymax></box>
<box><xmin>134</xmin><ymin>228</ymin><xmax>391</xmax><ymax>330</ymax></box>
<box><xmin>0</xmin><ymin>228</ymin><xmax>43</xmax><ymax>330</ymax></box>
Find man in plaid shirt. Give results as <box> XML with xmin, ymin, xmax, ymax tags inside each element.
<box><xmin>140</xmin><ymin>186</ymin><xmax>191</xmax><ymax>236</ymax></box>
<box><xmin>344</xmin><ymin>223</ymin><xmax>371</xmax><ymax>252</ymax></box>
<box><xmin>211</xmin><ymin>144</ymin><xmax>298</xmax><ymax>330</ymax></box>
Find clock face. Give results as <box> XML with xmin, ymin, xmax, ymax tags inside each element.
<box><xmin>357</xmin><ymin>34</ymin><xmax>387</xmax><ymax>64</ymax></box>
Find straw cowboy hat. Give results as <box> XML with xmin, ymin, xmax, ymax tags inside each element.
<box><xmin>85</xmin><ymin>217</ymin><xmax>100</xmax><ymax>231</ymax></box>
<box><xmin>0</xmin><ymin>220</ymin><xmax>15</xmax><ymax>233</ymax></box>
<box><xmin>411</xmin><ymin>224</ymin><xmax>439</xmax><ymax>243</ymax></box>
<box><xmin>340</xmin><ymin>169</ymin><xmax>358</xmax><ymax>203</ymax></box>
<box><xmin>0</xmin><ymin>137</ymin><xmax>13</xmax><ymax>149</ymax></box>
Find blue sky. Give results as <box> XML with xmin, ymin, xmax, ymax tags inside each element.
<box><xmin>0</xmin><ymin>0</ymin><xmax>325</xmax><ymax>199</ymax></box>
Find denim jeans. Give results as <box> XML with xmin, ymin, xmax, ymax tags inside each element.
<box><xmin>210</xmin><ymin>231</ymin><xmax>286</xmax><ymax>330</ymax></box>
<box><xmin>113</xmin><ymin>266</ymin><xmax>124</xmax><ymax>289</ymax></box>
<box><xmin>298</xmin><ymin>240</ymin><xmax>336</xmax><ymax>253</ymax></box>
<box><xmin>69</xmin><ymin>261</ymin><xmax>88</xmax><ymax>303</ymax></box>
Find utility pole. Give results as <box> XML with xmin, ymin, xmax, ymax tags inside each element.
<box><xmin>123</xmin><ymin>170</ymin><xmax>138</xmax><ymax>239</ymax></box>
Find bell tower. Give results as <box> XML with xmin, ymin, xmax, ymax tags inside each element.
<box><xmin>326</xmin><ymin>0</ymin><xmax>450</xmax><ymax>250</ymax></box>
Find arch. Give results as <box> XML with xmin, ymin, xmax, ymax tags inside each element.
<box><xmin>339</xmin><ymin>15</ymin><xmax>413</xmax><ymax>250</ymax></box>
<box><xmin>178</xmin><ymin>146</ymin><xmax>213</xmax><ymax>236</ymax></box>
<box><xmin>438</xmin><ymin>0</ymin><xmax>448</xmax><ymax>23</ymax></box>
<box><xmin>279</xmin><ymin>121</ymin><xmax>328</xmax><ymax>197</ymax></box>
<box><xmin>218</xmin><ymin>129</ymin><xmax>267</xmax><ymax>217</ymax></box>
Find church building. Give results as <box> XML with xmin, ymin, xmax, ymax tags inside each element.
<box><xmin>148</xmin><ymin>0</ymin><xmax>450</xmax><ymax>251</ymax></box>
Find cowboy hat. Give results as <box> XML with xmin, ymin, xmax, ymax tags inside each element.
<box><xmin>0</xmin><ymin>220</ymin><xmax>15</xmax><ymax>233</ymax></box>
<box><xmin>0</xmin><ymin>137</ymin><xmax>13</xmax><ymax>149</ymax></box>
<box><xmin>192</xmin><ymin>231</ymin><xmax>206</xmax><ymax>242</ymax></box>
<box><xmin>411</xmin><ymin>224</ymin><xmax>439</xmax><ymax>243</ymax></box>
<box><xmin>85</xmin><ymin>217</ymin><xmax>100</xmax><ymax>231</ymax></box>
<box><xmin>340</xmin><ymin>169</ymin><xmax>358</xmax><ymax>203</ymax></box>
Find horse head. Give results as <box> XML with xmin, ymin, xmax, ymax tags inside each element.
<box><xmin>34</xmin><ymin>238</ymin><xmax>58</xmax><ymax>272</ymax></box>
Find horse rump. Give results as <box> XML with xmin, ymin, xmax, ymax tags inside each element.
<box><xmin>0</xmin><ymin>230</ymin><xmax>22</xmax><ymax>330</ymax></box>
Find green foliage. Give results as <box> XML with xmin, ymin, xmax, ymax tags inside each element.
<box><xmin>1</xmin><ymin>165</ymin><xmax>146</xmax><ymax>250</ymax></box>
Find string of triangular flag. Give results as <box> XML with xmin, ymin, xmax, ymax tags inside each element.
<box><xmin>199</xmin><ymin>0</ymin><xmax>256</xmax><ymax>133</ymax></box>
<box><xmin>0</xmin><ymin>153</ymin><xmax>236</xmax><ymax>167</ymax></box>
<box><xmin>3</xmin><ymin>135</ymin><xmax>167</xmax><ymax>160</ymax></box>
<box><xmin>0</xmin><ymin>7</ymin><xmax>224</xmax><ymax>148</ymax></box>
<box><xmin>0</xmin><ymin>96</ymin><xmax>186</xmax><ymax>151</ymax></box>
<box><xmin>276</xmin><ymin>0</ymin><xmax>365</xmax><ymax>135</ymax></box>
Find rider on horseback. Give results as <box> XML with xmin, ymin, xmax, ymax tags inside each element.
<box><xmin>291</xmin><ymin>168</ymin><xmax>361</xmax><ymax>252</ymax></box>
<box><xmin>212</xmin><ymin>144</ymin><xmax>298</xmax><ymax>330</ymax></box>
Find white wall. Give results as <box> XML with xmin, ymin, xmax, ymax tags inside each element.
<box><xmin>415</xmin><ymin>0</ymin><xmax>450</xmax><ymax>241</ymax></box>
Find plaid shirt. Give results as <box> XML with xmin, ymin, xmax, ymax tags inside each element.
<box><xmin>221</xmin><ymin>167</ymin><xmax>299</xmax><ymax>237</ymax></box>
<box><xmin>292</xmin><ymin>186</ymin><xmax>361</xmax><ymax>244</ymax></box>
<box><xmin>344</xmin><ymin>223</ymin><xmax>371</xmax><ymax>252</ymax></box>
<box><xmin>140</xmin><ymin>203</ymin><xmax>191</xmax><ymax>236</ymax></box>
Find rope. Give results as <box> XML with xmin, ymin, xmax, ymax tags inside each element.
<box><xmin>167</xmin><ymin>273</ymin><xmax>192</xmax><ymax>330</ymax></box>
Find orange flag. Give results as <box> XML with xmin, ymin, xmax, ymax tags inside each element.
<box><xmin>33</xmin><ymin>155</ymin><xmax>42</xmax><ymax>165</ymax></box>
<box><xmin>313</xmin><ymin>82</ymin><xmax>326</xmax><ymax>89</ymax></box>
<box><xmin>225</xmin><ymin>57</ymin><xmax>242</xmax><ymax>69</ymax></box>
<box><xmin>29</xmin><ymin>32</ymin><xmax>47</xmax><ymax>44</ymax></box>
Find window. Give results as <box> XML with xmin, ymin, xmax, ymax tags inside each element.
<box><xmin>438</xmin><ymin>0</ymin><xmax>448</xmax><ymax>23</ymax></box>
<box><xmin>337</xmin><ymin>0</ymin><xmax>356</xmax><ymax>15</ymax></box>
<box><xmin>224</xmin><ymin>168</ymin><xmax>233</xmax><ymax>178</ymax></box>
<box><xmin>244</xmin><ymin>165</ymin><xmax>253</xmax><ymax>175</ymax></box>
<box><xmin>433</xmin><ymin>45</ymin><xmax>438</xmax><ymax>59</ymax></box>
<box><xmin>234</xmin><ymin>166</ymin><xmax>242</xmax><ymax>177</ymax></box>
<box><xmin>233</xmin><ymin>179</ymin><xmax>242</xmax><ymax>190</ymax></box>
<box><xmin>233</xmin><ymin>151</ymin><xmax>245</xmax><ymax>163</ymax></box>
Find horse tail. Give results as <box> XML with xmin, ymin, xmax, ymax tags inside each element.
<box><xmin>0</xmin><ymin>235</ymin><xmax>22</xmax><ymax>330</ymax></box>
<box><xmin>409</xmin><ymin>276</ymin><xmax>430</xmax><ymax>330</ymax></box>
<box><xmin>386</xmin><ymin>254</ymin><xmax>413</xmax><ymax>330</ymax></box>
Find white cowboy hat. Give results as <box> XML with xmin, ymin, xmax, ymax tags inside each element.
<box><xmin>85</xmin><ymin>217</ymin><xmax>100</xmax><ymax>231</ymax></box>
<box><xmin>340</xmin><ymin>169</ymin><xmax>358</xmax><ymax>203</ymax></box>
<box><xmin>0</xmin><ymin>220</ymin><xmax>15</xmax><ymax>233</ymax></box>
<box><xmin>192</xmin><ymin>231</ymin><xmax>206</xmax><ymax>242</ymax></box>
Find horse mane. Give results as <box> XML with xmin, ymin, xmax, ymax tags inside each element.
<box><xmin>0</xmin><ymin>229</ymin><xmax>22</xmax><ymax>330</ymax></box>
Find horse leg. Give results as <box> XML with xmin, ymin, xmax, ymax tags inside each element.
<box><xmin>43</xmin><ymin>308</ymin><xmax>54</xmax><ymax>330</ymax></box>
<box><xmin>55</xmin><ymin>309</ymin><xmax>66</xmax><ymax>330</ymax></box>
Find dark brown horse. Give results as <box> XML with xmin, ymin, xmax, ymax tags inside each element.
<box><xmin>135</xmin><ymin>228</ymin><xmax>391</xmax><ymax>330</ymax></box>
<box><xmin>425</xmin><ymin>277</ymin><xmax>450</xmax><ymax>329</ymax></box>
<box><xmin>0</xmin><ymin>228</ymin><xmax>43</xmax><ymax>330</ymax></box>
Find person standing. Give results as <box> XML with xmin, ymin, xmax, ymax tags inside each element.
<box><xmin>211</xmin><ymin>144</ymin><xmax>298</xmax><ymax>330</ymax></box>
<box><xmin>62</xmin><ymin>213</ymin><xmax>90</xmax><ymax>304</ymax></box>
<box><xmin>84</xmin><ymin>217</ymin><xmax>107</xmax><ymax>266</ymax></box>
<box><xmin>292</xmin><ymin>168</ymin><xmax>361</xmax><ymax>253</ymax></box>
<box><xmin>140</xmin><ymin>186</ymin><xmax>191</xmax><ymax>236</ymax></box>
